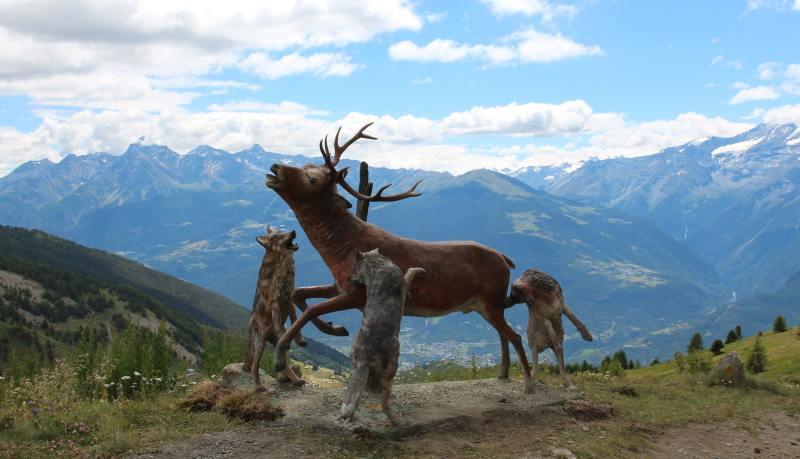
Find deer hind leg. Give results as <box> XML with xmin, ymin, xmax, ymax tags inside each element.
<box><xmin>530</xmin><ymin>343</ymin><xmax>540</xmax><ymax>385</ymax></box>
<box><xmin>498</xmin><ymin>334</ymin><xmax>511</xmax><ymax>379</ymax></box>
<box><xmin>340</xmin><ymin>364</ymin><xmax>369</xmax><ymax>422</ymax></box>
<box><xmin>276</xmin><ymin>290</ymin><xmax>366</xmax><ymax>372</ymax></box>
<box><xmin>562</xmin><ymin>304</ymin><xmax>593</xmax><ymax>342</ymax></box>
<box><xmin>483</xmin><ymin>308</ymin><xmax>533</xmax><ymax>394</ymax></box>
<box><xmin>543</xmin><ymin>318</ymin><xmax>577</xmax><ymax>391</ymax></box>
<box><xmin>292</xmin><ymin>284</ymin><xmax>350</xmax><ymax>337</ymax></box>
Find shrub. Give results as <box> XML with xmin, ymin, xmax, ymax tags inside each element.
<box><xmin>685</xmin><ymin>350</ymin><xmax>711</xmax><ymax>374</ymax></box>
<box><xmin>600</xmin><ymin>358</ymin><xmax>624</xmax><ymax>377</ymax></box>
<box><xmin>202</xmin><ymin>327</ymin><xmax>245</xmax><ymax>378</ymax></box>
<box><xmin>673</xmin><ymin>351</ymin><xmax>686</xmax><ymax>373</ymax></box>
<box><xmin>773</xmin><ymin>315</ymin><xmax>787</xmax><ymax>333</ymax></box>
<box><xmin>214</xmin><ymin>391</ymin><xmax>283</xmax><ymax>422</ymax></box>
<box><xmin>746</xmin><ymin>335</ymin><xmax>768</xmax><ymax>374</ymax></box>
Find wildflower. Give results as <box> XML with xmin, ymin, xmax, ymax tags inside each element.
<box><xmin>133</xmin><ymin>371</ymin><xmax>141</xmax><ymax>376</ymax></box>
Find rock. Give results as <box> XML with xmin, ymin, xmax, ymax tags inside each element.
<box><xmin>276</xmin><ymin>364</ymin><xmax>304</xmax><ymax>384</ymax></box>
<box><xmin>219</xmin><ymin>363</ymin><xmax>275</xmax><ymax>391</ymax></box>
<box><xmin>490</xmin><ymin>393</ymin><xmax>507</xmax><ymax>403</ymax></box>
<box><xmin>549</xmin><ymin>447</ymin><xmax>577</xmax><ymax>459</ymax></box>
<box><xmin>610</xmin><ymin>386</ymin><xmax>638</xmax><ymax>397</ymax></box>
<box><xmin>712</xmin><ymin>351</ymin><xmax>745</xmax><ymax>383</ymax></box>
<box><xmin>563</xmin><ymin>400</ymin><xmax>615</xmax><ymax>421</ymax></box>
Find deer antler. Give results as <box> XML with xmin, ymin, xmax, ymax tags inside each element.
<box><xmin>319</xmin><ymin>122</ymin><xmax>423</xmax><ymax>202</ymax></box>
<box><xmin>320</xmin><ymin>123</ymin><xmax>377</xmax><ymax>173</ymax></box>
<box><xmin>337</xmin><ymin>171</ymin><xmax>423</xmax><ymax>202</ymax></box>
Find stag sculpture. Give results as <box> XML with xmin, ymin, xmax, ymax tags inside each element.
<box><xmin>504</xmin><ymin>269</ymin><xmax>593</xmax><ymax>391</ymax></box>
<box><xmin>266</xmin><ymin>123</ymin><xmax>534</xmax><ymax>393</ymax></box>
<box><xmin>340</xmin><ymin>249</ymin><xmax>425</xmax><ymax>426</ymax></box>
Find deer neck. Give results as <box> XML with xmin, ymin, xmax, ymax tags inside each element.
<box><xmin>294</xmin><ymin>199</ymin><xmax>369</xmax><ymax>276</ymax></box>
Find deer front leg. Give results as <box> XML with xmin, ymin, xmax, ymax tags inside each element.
<box><xmin>276</xmin><ymin>290</ymin><xmax>367</xmax><ymax>372</ymax></box>
<box><xmin>292</xmin><ymin>284</ymin><xmax>350</xmax><ymax>336</ymax></box>
<box><xmin>562</xmin><ymin>304</ymin><xmax>593</xmax><ymax>342</ymax></box>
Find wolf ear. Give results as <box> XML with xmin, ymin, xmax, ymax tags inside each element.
<box><xmin>354</xmin><ymin>249</ymin><xmax>366</xmax><ymax>262</ymax></box>
<box><xmin>255</xmin><ymin>235</ymin><xmax>270</xmax><ymax>248</ymax></box>
<box><xmin>267</xmin><ymin>225</ymin><xmax>277</xmax><ymax>235</ymax></box>
<box><xmin>367</xmin><ymin>248</ymin><xmax>379</xmax><ymax>254</ymax></box>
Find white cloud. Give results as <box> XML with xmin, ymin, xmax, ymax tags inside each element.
<box><xmin>480</xmin><ymin>0</ymin><xmax>578</xmax><ymax>21</ymax></box>
<box><xmin>729</xmin><ymin>86</ymin><xmax>781</xmax><ymax>104</ymax></box>
<box><xmin>0</xmin><ymin>0</ymin><xmax>422</xmax><ymax>109</ymax></box>
<box><xmin>0</xmin><ymin>104</ymin><xmax>758</xmax><ymax>177</ymax></box>
<box><xmin>757</xmin><ymin>61</ymin><xmax>782</xmax><ymax>79</ymax></box>
<box><xmin>426</xmin><ymin>12</ymin><xmax>447</xmax><ymax>22</ymax></box>
<box><xmin>439</xmin><ymin>100</ymin><xmax>622</xmax><ymax>137</ymax></box>
<box><xmin>732</xmin><ymin>82</ymin><xmax>751</xmax><ymax>89</ymax></box>
<box><xmin>746</xmin><ymin>0</ymin><xmax>799</xmax><ymax>10</ymax></box>
<box><xmin>711</xmin><ymin>55</ymin><xmax>743</xmax><ymax>70</ymax></box>
<box><xmin>762</xmin><ymin>103</ymin><xmax>800</xmax><ymax>124</ymax></box>
<box><xmin>742</xmin><ymin>108</ymin><xmax>767</xmax><ymax>119</ymax></box>
<box><xmin>238</xmin><ymin>52</ymin><xmax>359</xmax><ymax>79</ymax></box>
<box><xmin>389</xmin><ymin>28</ymin><xmax>602</xmax><ymax>65</ymax></box>
<box><xmin>412</xmin><ymin>77</ymin><xmax>433</xmax><ymax>84</ymax></box>
<box><xmin>207</xmin><ymin>100</ymin><xmax>329</xmax><ymax>115</ymax></box>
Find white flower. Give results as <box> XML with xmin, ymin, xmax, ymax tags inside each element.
<box><xmin>133</xmin><ymin>371</ymin><xmax>141</xmax><ymax>377</ymax></box>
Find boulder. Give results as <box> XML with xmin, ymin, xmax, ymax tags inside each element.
<box><xmin>712</xmin><ymin>351</ymin><xmax>745</xmax><ymax>383</ymax></box>
<box><xmin>276</xmin><ymin>364</ymin><xmax>304</xmax><ymax>384</ymax></box>
<box><xmin>219</xmin><ymin>363</ymin><xmax>276</xmax><ymax>391</ymax></box>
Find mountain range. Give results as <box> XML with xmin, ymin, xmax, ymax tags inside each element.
<box><xmin>2</xmin><ymin>123</ymin><xmax>797</xmax><ymax>363</ymax></box>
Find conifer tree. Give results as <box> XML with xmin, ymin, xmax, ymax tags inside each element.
<box><xmin>746</xmin><ymin>335</ymin><xmax>768</xmax><ymax>374</ymax></box>
<box><xmin>773</xmin><ymin>315</ymin><xmax>787</xmax><ymax>333</ymax></box>
<box><xmin>710</xmin><ymin>339</ymin><xmax>724</xmax><ymax>356</ymax></box>
<box><xmin>725</xmin><ymin>329</ymin><xmax>738</xmax><ymax>344</ymax></box>
<box><xmin>687</xmin><ymin>332</ymin><xmax>704</xmax><ymax>353</ymax></box>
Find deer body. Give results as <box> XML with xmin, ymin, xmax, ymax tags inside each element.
<box><xmin>268</xmin><ymin>123</ymin><xmax>534</xmax><ymax>393</ymax></box>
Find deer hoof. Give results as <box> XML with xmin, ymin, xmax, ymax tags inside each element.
<box><xmin>566</xmin><ymin>385</ymin><xmax>580</xmax><ymax>392</ymax></box>
<box><xmin>391</xmin><ymin>418</ymin><xmax>411</xmax><ymax>427</ymax></box>
<box><xmin>292</xmin><ymin>378</ymin><xmax>306</xmax><ymax>387</ymax></box>
<box><xmin>296</xmin><ymin>337</ymin><xmax>308</xmax><ymax>347</ymax></box>
<box><xmin>331</xmin><ymin>325</ymin><xmax>350</xmax><ymax>336</ymax></box>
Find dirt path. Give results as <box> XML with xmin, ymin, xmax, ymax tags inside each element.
<box><xmin>131</xmin><ymin>379</ymin><xmax>799</xmax><ymax>459</ymax></box>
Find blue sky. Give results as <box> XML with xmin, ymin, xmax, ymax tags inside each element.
<box><xmin>0</xmin><ymin>0</ymin><xmax>798</xmax><ymax>175</ymax></box>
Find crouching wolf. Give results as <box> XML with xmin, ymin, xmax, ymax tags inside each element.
<box><xmin>504</xmin><ymin>269</ymin><xmax>593</xmax><ymax>391</ymax></box>
<box><xmin>340</xmin><ymin>249</ymin><xmax>425</xmax><ymax>426</ymax></box>
<box><xmin>243</xmin><ymin>226</ymin><xmax>306</xmax><ymax>392</ymax></box>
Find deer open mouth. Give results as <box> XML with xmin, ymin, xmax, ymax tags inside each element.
<box><xmin>285</xmin><ymin>231</ymin><xmax>299</xmax><ymax>251</ymax></box>
<box><xmin>266</xmin><ymin>165</ymin><xmax>281</xmax><ymax>188</ymax></box>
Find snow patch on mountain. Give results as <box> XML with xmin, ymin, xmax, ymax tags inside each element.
<box><xmin>711</xmin><ymin>137</ymin><xmax>764</xmax><ymax>156</ymax></box>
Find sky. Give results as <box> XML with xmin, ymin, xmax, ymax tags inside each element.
<box><xmin>0</xmin><ymin>0</ymin><xmax>799</xmax><ymax>176</ymax></box>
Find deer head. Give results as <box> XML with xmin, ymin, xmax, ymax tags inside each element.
<box><xmin>265</xmin><ymin>123</ymin><xmax>423</xmax><ymax>212</ymax></box>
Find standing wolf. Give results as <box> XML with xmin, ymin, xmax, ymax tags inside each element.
<box><xmin>340</xmin><ymin>249</ymin><xmax>425</xmax><ymax>426</ymax></box>
<box><xmin>504</xmin><ymin>269</ymin><xmax>593</xmax><ymax>391</ymax></box>
<box><xmin>243</xmin><ymin>226</ymin><xmax>306</xmax><ymax>391</ymax></box>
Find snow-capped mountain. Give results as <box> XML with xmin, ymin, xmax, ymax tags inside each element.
<box><xmin>542</xmin><ymin>123</ymin><xmax>800</xmax><ymax>297</ymax></box>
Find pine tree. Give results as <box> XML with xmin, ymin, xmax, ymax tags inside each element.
<box><xmin>725</xmin><ymin>329</ymin><xmax>738</xmax><ymax>344</ymax></box>
<box><xmin>687</xmin><ymin>332</ymin><xmax>704</xmax><ymax>353</ymax></box>
<box><xmin>735</xmin><ymin>325</ymin><xmax>742</xmax><ymax>340</ymax></box>
<box><xmin>746</xmin><ymin>335</ymin><xmax>768</xmax><ymax>374</ymax></box>
<box><xmin>773</xmin><ymin>315</ymin><xmax>787</xmax><ymax>333</ymax></box>
<box><xmin>710</xmin><ymin>339</ymin><xmax>725</xmax><ymax>356</ymax></box>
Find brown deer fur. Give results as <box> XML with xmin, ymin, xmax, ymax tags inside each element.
<box><xmin>243</xmin><ymin>226</ymin><xmax>305</xmax><ymax>391</ymax></box>
<box><xmin>339</xmin><ymin>249</ymin><xmax>425</xmax><ymax>426</ymax></box>
<box><xmin>504</xmin><ymin>269</ymin><xmax>593</xmax><ymax>391</ymax></box>
<box><xmin>266</xmin><ymin>123</ymin><xmax>535</xmax><ymax>393</ymax></box>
